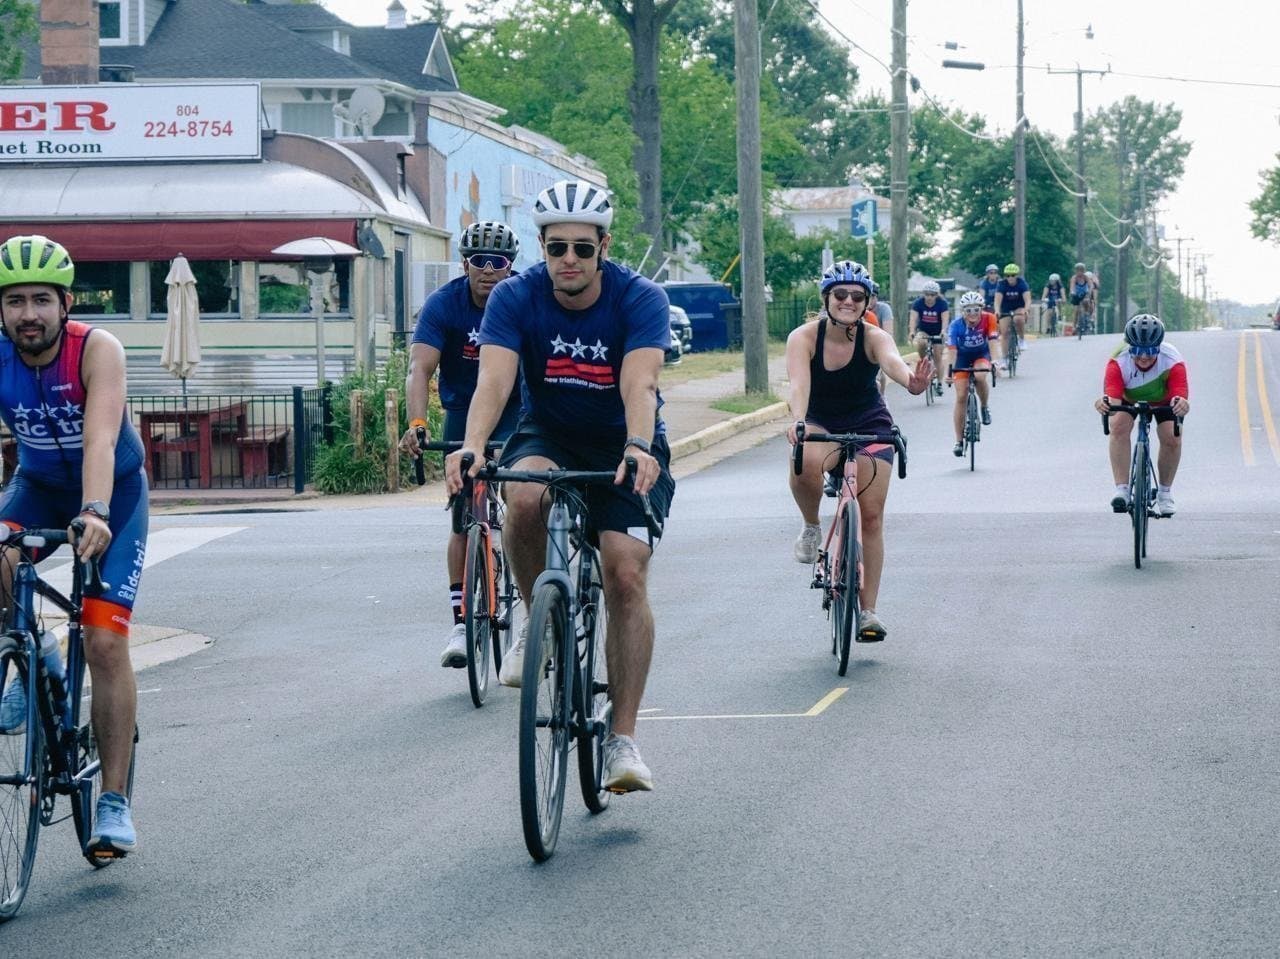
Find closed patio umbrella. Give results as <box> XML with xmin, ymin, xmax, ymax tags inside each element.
<box><xmin>160</xmin><ymin>253</ymin><xmax>201</xmax><ymax>401</ymax></box>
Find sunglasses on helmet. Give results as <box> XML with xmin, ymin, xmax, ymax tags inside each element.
<box><xmin>544</xmin><ymin>240</ymin><xmax>599</xmax><ymax>259</ymax></box>
<box><xmin>466</xmin><ymin>253</ymin><xmax>511</xmax><ymax>271</ymax></box>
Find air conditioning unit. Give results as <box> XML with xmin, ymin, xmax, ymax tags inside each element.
<box><xmin>410</xmin><ymin>261</ymin><xmax>462</xmax><ymax>311</ymax></box>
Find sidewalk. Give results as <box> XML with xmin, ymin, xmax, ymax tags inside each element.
<box><xmin>149</xmin><ymin>354</ymin><xmax>791</xmax><ymax>515</ymax></box>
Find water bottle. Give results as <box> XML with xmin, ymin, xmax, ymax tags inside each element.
<box><xmin>39</xmin><ymin>630</ymin><xmax>71</xmax><ymax>728</ymax></box>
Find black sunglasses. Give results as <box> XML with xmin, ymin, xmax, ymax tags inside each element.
<box><xmin>544</xmin><ymin>239</ymin><xmax>599</xmax><ymax>259</ymax></box>
<box><xmin>831</xmin><ymin>289</ymin><xmax>867</xmax><ymax>303</ymax></box>
<box><xmin>466</xmin><ymin>253</ymin><xmax>511</xmax><ymax>271</ymax></box>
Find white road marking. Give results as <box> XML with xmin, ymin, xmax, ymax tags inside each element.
<box><xmin>41</xmin><ymin>526</ymin><xmax>246</xmax><ymax>594</ymax></box>
<box><xmin>638</xmin><ymin>687</ymin><xmax>850</xmax><ymax>721</ymax></box>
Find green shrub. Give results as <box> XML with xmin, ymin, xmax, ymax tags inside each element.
<box><xmin>311</xmin><ymin>351</ymin><xmax>443</xmax><ymax>494</ymax></box>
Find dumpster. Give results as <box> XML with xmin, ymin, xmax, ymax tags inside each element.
<box><xmin>661</xmin><ymin>282</ymin><xmax>743</xmax><ymax>350</ymax></box>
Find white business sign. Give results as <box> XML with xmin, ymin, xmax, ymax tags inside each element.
<box><xmin>0</xmin><ymin>83</ymin><xmax>261</xmax><ymax>163</ymax></box>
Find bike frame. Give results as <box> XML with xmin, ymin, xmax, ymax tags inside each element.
<box><xmin>1102</xmin><ymin>402</ymin><xmax>1181</xmax><ymax>569</ymax></box>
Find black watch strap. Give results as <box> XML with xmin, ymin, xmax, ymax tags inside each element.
<box><xmin>80</xmin><ymin>500</ymin><xmax>110</xmax><ymax>522</ymax></box>
<box><xmin>624</xmin><ymin>436</ymin><xmax>651</xmax><ymax>455</ymax></box>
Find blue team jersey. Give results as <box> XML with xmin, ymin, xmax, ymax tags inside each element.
<box><xmin>995</xmin><ymin>277</ymin><xmax>1030</xmax><ymax>312</ymax></box>
<box><xmin>0</xmin><ymin>320</ymin><xmax>144</xmax><ymax>488</ymax></box>
<box><xmin>411</xmin><ymin>273</ymin><xmax>522</xmax><ymax>416</ymax></box>
<box><xmin>1045</xmin><ymin>280</ymin><xmax>1064</xmax><ymax>305</ymax></box>
<box><xmin>947</xmin><ymin>315</ymin><xmax>996</xmax><ymax>366</ymax></box>
<box><xmin>479</xmin><ymin>261</ymin><xmax>670</xmax><ymax>444</ymax></box>
<box><xmin>910</xmin><ymin>296</ymin><xmax>949</xmax><ymax>335</ymax></box>
<box><xmin>978</xmin><ymin>277</ymin><xmax>1001</xmax><ymax>310</ymax></box>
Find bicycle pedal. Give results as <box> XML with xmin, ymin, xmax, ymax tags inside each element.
<box><xmin>856</xmin><ymin>628</ymin><xmax>886</xmax><ymax>644</ymax></box>
<box><xmin>87</xmin><ymin>843</ymin><xmax>127</xmax><ymax>862</ymax></box>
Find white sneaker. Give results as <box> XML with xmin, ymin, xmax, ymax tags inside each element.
<box><xmin>1111</xmin><ymin>489</ymin><xmax>1131</xmax><ymax>513</ymax></box>
<box><xmin>439</xmin><ymin>622</ymin><xmax>467</xmax><ymax>668</ymax></box>
<box><xmin>602</xmin><ymin>734</ymin><xmax>653</xmax><ymax>792</ymax></box>
<box><xmin>1155</xmin><ymin>492</ymin><xmax>1176</xmax><ymax>517</ymax></box>
<box><xmin>498</xmin><ymin>621</ymin><xmax>529</xmax><ymax>688</ymax></box>
<box><xmin>794</xmin><ymin>523</ymin><xmax>821</xmax><ymax>564</ymax></box>
<box><xmin>1018</xmin><ymin>338</ymin><xmax>1028</xmax><ymax>349</ymax></box>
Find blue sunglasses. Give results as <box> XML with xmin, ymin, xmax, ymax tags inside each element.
<box><xmin>1130</xmin><ymin>344</ymin><xmax>1160</xmax><ymax>357</ymax></box>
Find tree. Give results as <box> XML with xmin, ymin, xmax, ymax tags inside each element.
<box><xmin>0</xmin><ymin>0</ymin><xmax>37</xmax><ymax>80</ymax></box>
<box><xmin>1249</xmin><ymin>154</ymin><xmax>1280</xmax><ymax>244</ymax></box>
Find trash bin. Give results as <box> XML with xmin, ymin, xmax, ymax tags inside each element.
<box><xmin>720</xmin><ymin>300</ymin><xmax>743</xmax><ymax>348</ymax></box>
<box><xmin>662</xmin><ymin>282</ymin><xmax>742</xmax><ymax>350</ymax></box>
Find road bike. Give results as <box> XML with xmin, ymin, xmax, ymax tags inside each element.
<box><xmin>415</xmin><ymin>435</ymin><xmax>518</xmax><ymax>708</ymax></box>
<box><xmin>949</xmin><ymin>365</ymin><xmax>995</xmax><ymax>472</ymax></box>
<box><xmin>792</xmin><ymin>423</ymin><xmax>907</xmax><ymax>676</ymax></box>
<box><xmin>1002</xmin><ymin>315</ymin><xmax>1021</xmax><ymax>378</ymax></box>
<box><xmin>914</xmin><ymin>333</ymin><xmax>945</xmax><ymax>406</ymax></box>
<box><xmin>1043</xmin><ymin>301</ymin><xmax>1060</xmax><ymax>337</ymax></box>
<box><xmin>1102</xmin><ymin>402</ymin><xmax>1181</xmax><ymax>569</ymax></box>
<box><xmin>465</xmin><ymin>456</ymin><xmax>658</xmax><ymax>861</ymax></box>
<box><xmin>1075</xmin><ymin>297</ymin><xmax>1095</xmax><ymax>338</ymax></box>
<box><xmin>0</xmin><ymin>521</ymin><xmax>138</xmax><ymax>922</ymax></box>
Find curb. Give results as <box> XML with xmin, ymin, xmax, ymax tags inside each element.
<box><xmin>668</xmin><ymin>401</ymin><xmax>789</xmax><ymax>461</ymax></box>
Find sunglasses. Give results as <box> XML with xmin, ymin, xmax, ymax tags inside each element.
<box><xmin>544</xmin><ymin>240</ymin><xmax>599</xmax><ymax>259</ymax></box>
<box><xmin>830</xmin><ymin>289</ymin><xmax>867</xmax><ymax>303</ymax></box>
<box><xmin>1130</xmin><ymin>345</ymin><xmax>1160</xmax><ymax>357</ymax></box>
<box><xmin>466</xmin><ymin>253</ymin><xmax>511</xmax><ymax>271</ymax></box>
<box><xmin>963</xmin><ymin>306</ymin><xmax>982</xmax><ymax>314</ymax></box>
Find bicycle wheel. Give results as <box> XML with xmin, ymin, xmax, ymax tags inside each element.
<box><xmin>491</xmin><ymin>541</ymin><xmax>518</xmax><ymax>674</ymax></box>
<box><xmin>463</xmin><ymin>526</ymin><xmax>493</xmax><ymax>708</ymax></box>
<box><xmin>966</xmin><ymin>390</ymin><xmax>979</xmax><ymax>472</ymax></box>
<box><xmin>518</xmin><ymin>584</ymin><xmax>572</xmax><ymax>862</ymax></box>
<box><xmin>0</xmin><ymin>636</ymin><xmax>43</xmax><ymax>921</ymax></box>
<box><xmin>1131</xmin><ymin>443</ymin><xmax>1149</xmax><ymax>569</ymax></box>
<box><xmin>1007</xmin><ymin>340</ymin><xmax>1018</xmax><ymax>378</ymax></box>
<box><xmin>923</xmin><ymin>363</ymin><xmax>935</xmax><ymax>406</ymax></box>
<box><xmin>575</xmin><ymin>556</ymin><xmax>612</xmax><ymax>814</ymax></box>
<box><xmin>833</xmin><ymin>508</ymin><xmax>859</xmax><ymax>676</ymax></box>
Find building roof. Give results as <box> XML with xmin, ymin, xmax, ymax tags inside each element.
<box><xmin>348</xmin><ymin>23</ymin><xmax>454</xmax><ymax>92</ymax></box>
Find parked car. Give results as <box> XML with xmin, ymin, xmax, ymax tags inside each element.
<box><xmin>669</xmin><ymin>305</ymin><xmax>693</xmax><ymax>351</ymax></box>
<box><xmin>664</xmin><ymin>325</ymin><xmax>683</xmax><ymax>364</ymax></box>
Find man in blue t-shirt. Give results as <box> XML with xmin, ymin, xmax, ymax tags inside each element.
<box><xmin>446</xmin><ymin>180</ymin><xmax>675</xmax><ymax>794</ymax></box>
<box><xmin>978</xmin><ymin>264</ymin><xmax>1001</xmax><ymax>312</ymax></box>
<box><xmin>400</xmin><ymin>220</ymin><xmax>523</xmax><ymax>669</ymax></box>
<box><xmin>993</xmin><ymin>262</ymin><xmax>1031</xmax><ymax>366</ymax></box>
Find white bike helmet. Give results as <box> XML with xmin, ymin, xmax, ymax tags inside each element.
<box><xmin>922</xmin><ymin>280</ymin><xmax>941</xmax><ymax>295</ymax></box>
<box><xmin>1049</xmin><ymin>273</ymin><xmax>1060</xmax><ymax>283</ymax></box>
<box><xmin>531</xmin><ymin>180</ymin><xmax>614</xmax><ymax>230</ymax></box>
<box><xmin>958</xmin><ymin>291</ymin><xmax>984</xmax><ymax>309</ymax></box>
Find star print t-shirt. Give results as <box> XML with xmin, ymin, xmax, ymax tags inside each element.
<box><xmin>480</xmin><ymin>260</ymin><xmax>670</xmax><ymax>444</ymax></box>
<box><xmin>0</xmin><ymin>320</ymin><xmax>144</xmax><ymax>487</ymax></box>
<box><xmin>412</xmin><ymin>273</ymin><xmax>522</xmax><ymax>416</ymax></box>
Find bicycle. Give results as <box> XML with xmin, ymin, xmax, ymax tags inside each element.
<box><xmin>914</xmin><ymin>333</ymin><xmax>945</xmax><ymax>406</ymax></box>
<box><xmin>1102</xmin><ymin>402</ymin><xmax>1182</xmax><ymax>569</ymax></box>
<box><xmin>1075</xmin><ymin>298</ymin><xmax>1095</xmax><ymax>339</ymax></box>
<box><xmin>1043</xmin><ymin>301</ymin><xmax>1059</xmax><ymax>337</ymax></box>
<box><xmin>465</xmin><ymin>455</ymin><xmax>659</xmax><ymax>861</ymax></box>
<box><xmin>414</xmin><ymin>434</ymin><xmax>518</xmax><ymax>708</ymax></box>
<box><xmin>791</xmin><ymin>423</ymin><xmax>908</xmax><ymax>676</ymax></box>
<box><xmin>0</xmin><ymin>520</ymin><xmax>138</xmax><ymax>922</ymax></box>
<box><xmin>949</xmin><ymin>365</ymin><xmax>996</xmax><ymax>472</ymax></box>
<box><xmin>1002</xmin><ymin>315</ymin><xmax>1021</xmax><ymax>378</ymax></box>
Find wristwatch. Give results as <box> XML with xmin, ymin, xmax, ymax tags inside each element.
<box><xmin>624</xmin><ymin>436</ymin><xmax>652</xmax><ymax>455</ymax></box>
<box><xmin>80</xmin><ymin>500</ymin><xmax>110</xmax><ymax>523</ymax></box>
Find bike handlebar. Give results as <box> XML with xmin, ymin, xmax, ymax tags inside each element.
<box><xmin>411</xmin><ymin>436</ymin><xmax>505</xmax><ymax>487</ymax></box>
<box><xmin>0</xmin><ymin>519</ymin><xmax>107</xmax><ymax>596</ymax></box>
<box><xmin>1101</xmin><ymin>402</ymin><xmax>1182</xmax><ymax>437</ymax></box>
<box><xmin>792</xmin><ymin>422</ymin><xmax>908</xmax><ymax>480</ymax></box>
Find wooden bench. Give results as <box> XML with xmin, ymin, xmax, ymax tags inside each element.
<box><xmin>236</xmin><ymin>426</ymin><xmax>290</xmax><ymax>486</ymax></box>
<box><xmin>147</xmin><ymin>429</ymin><xmax>201</xmax><ymax>486</ymax></box>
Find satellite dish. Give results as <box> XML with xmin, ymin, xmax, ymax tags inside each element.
<box><xmin>344</xmin><ymin>87</ymin><xmax>385</xmax><ymax>138</ymax></box>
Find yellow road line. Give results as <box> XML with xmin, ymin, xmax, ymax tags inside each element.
<box><xmin>1238</xmin><ymin>333</ymin><xmax>1255</xmax><ymax>466</ymax></box>
<box><xmin>637</xmin><ymin>687</ymin><xmax>851</xmax><ymax>721</ymax></box>
<box><xmin>804</xmin><ymin>686</ymin><xmax>850</xmax><ymax>716</ymax></box>
<box><xmin>1251</xmin><ymin>332</ymin><xmax>1280</xmax><ymax>464</ymax></box>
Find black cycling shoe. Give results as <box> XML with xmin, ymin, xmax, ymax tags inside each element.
<box><xmin>953</xmin><ymin>442</ymin><xmax>964</xmax><ymax>457</ymax></box>
<box><xmin>1110</xmin><ymin>493</ymin><xmax>1129</xmax><ymax>513</ymax></box>
<box><xmin>981</xmin><ymin>407</ymin><xmax>991</xmax><ymax>426</ymax></box>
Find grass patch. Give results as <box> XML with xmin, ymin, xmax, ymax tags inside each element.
<box><xmin>661</xmin><ymin>342</ymin><xmax>786</xmax><ymax>388</ymax></box>
<box><xmin>711</xmin><ymin>391</ymin><xmax>781</xmax><ymax>415</ymax></box>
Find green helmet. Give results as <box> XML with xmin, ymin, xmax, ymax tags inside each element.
<box><xmin>1003</xmin><ymin>263</ymin><xmax>1020</xmax><ymax>276</ymax></box>
<box><xmin>0</xmin><ymin>235</ymin><xmax>75</xmax><ymax>291</ymax></box>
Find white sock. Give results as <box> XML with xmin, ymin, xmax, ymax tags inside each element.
<box><xmin>1158</xmin><ymin>485</ymin><xmax>1172</xmax><ymax>495</ymax></box>
<box><xmin>1115</xmin><ymin>484</ymin><xmax>1128</xmax><ymax>495</ymax></box>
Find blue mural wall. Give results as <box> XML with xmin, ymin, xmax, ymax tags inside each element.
<box><xmin>428</xmin><ymin>114</ymin><xmax>606</xmax><ymax>271</ymax></box>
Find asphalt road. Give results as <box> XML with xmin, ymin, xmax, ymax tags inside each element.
<box><xmin>8</xmin><ymin>329</ymin><xmax>1280</xmax><ymax>957</ymax></box>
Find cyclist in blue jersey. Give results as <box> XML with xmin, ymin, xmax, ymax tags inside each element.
<box><xmin>908</xmin><ymin>280</ymin><xmax>949</xmax><ymax>397</ymax></box>
<box><xmin>945</xmin><ymin>291</ymin><xmax>1000</xmax><ymax>455</ymax></box>
<box><xmin>994</xmin><ymin>262</ymin><xmax>1031</xmax><ymax>362</ymax></box>
<box><xmin>445</xmin><ymin>180</ymin><xmax>675</xmax><ymax>793</ymax></box>
<box><xmin>1041</xmin><ymin>272</ymin><xmax>1064</xmax><ymax>336</ymax></box>
<box><xmin>978</xmin><ymin>264</ymin><xmax>1002</xmax><ymax>313</ymax></box>
<box><xmin>0</xmin><ymin>235</ymin><xmax>144</xmax><ymax>855</ymax></box>
<box><xmin>399</xmin><ymin>221</ymin><xmax>523</xmax><ymax>669</ymax></box>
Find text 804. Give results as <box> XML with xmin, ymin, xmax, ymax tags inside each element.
<box><xmin>143</xmin><ymin>120</ymin><xmax>235</xmax><ymax>138</ymax></box>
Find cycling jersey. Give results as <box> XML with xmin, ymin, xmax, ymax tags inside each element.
<box><xmin>1044</xmin><ymin>280</ymin><xmax>1064</xmax><ymax>305</ymax></box>
<box><xmin>947</xmin><ymin>312</ymin><xmax>999</xmax><ymax>369</ymax></box>
<box><xmin>480</xmin><ymin>260</ymin><xmax>670</xmax><ymax>447</ymax></box>
<box><xmin>1104</xmin><ymin>342</ymin><xmax>1188</xmax><ymax>405</ymax></box>
<box><xmin>1070</xmin><ymin>276</ymin><xmax>1092</xmax><ymax>304</ymax></box>
<box><xmin>910</xmin><ymin>296</ymin><xmax>949</xmax><ymax>337</ymax></box>
<box><xmin>978</xmin><ymin>277</ymin><xmax>1001</xmax><ymax>311</ymax></box>
<box><xmin>0</xmin><ymin>320</ymin><xmax>147</xmax><ymax>636</ymax></box>
<box><xmin>411</xmin><ymin>274</ymin><xmax>522</xmax><ymax>421</ymax></box>
<box><xmin>995</xmin><ymin>277</ymin><xmax>1030</xmax><ymax>314</ymax></box>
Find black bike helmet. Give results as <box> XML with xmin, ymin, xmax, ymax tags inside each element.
<box><xmin>1124</xmin><ymin>313</ymin><xmax>1164</xmax><ymax>351</ymax></box>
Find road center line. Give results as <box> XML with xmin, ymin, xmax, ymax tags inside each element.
<box><xmin>638</xmin><ymin>687</ymin><xmax>849</xmax><ymax>721</ymax></box>
<box><xmin>1238</xmin><ymin>333</ymin><xmax>1255</xmax><ymax>466</ymax></box>
<box><xmin>1251</xmin><ymin>332</ymin><xmax>1280</xmax><ymax>464</ymax></box>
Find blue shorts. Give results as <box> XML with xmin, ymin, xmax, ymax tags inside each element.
<box><xmin>1</xmin><ymin>469</ymin><xmax>148</xmax><ymax>636</ymax></box>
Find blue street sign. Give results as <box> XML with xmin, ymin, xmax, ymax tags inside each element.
<box><xmin>850</xmin><ymin>198</ymin><xmax>878</xmax><ymax>239</ymax></box>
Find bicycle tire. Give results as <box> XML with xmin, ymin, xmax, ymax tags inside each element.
<box><xmin>0</xmin><ymin>637</ymin><xmax>43</xmax><ymax>921</ymax></box>
<box><xmin>834</xmin><ymin>507</ymin><xmax>858</xmax><ymax>676</ymax></box>
<box><xmin>464</xmin><ymin>526</ymin><xmax>493</xmax><ymax>708</ymax></box>
<box><xmin>491</xmin><ymin>541</ymin><xmax>518</xmax><ymax>674</ymax></box>
<box><xmin>1131</xmin><ymin>443</ymin><xmax>1149</xmax><ymax>569</ymax></box>
<box><xmin>1007</xmin><ymin>339</ymin><xmax>1019</xmax><ymax>378</ymax></box>
<box><xmin>518</xmin><ymin>584</ymin><xmax>572</xmax><ymax>862</ymax></box>
<box><xmin>924</xmin><ymin>365</ymin><xmax>935</xmax><ymax>406</ymax></box>
<box><xmin>575</xmin><ymin>556</ymin><xmax>612</xmax><ymax>814</ymax></box>
<box><xmin>967</xmin><ymin>388</ymin><xmax>979</xmax><ymax>472</ymax></box>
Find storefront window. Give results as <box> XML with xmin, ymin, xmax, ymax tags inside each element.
<box><xmin>69</xmin><ymin>261</ymin><xmax>131</xmax><ymax>316</ymax></box>
<box><xmin>149</xmin><ymin>260</ymin><xmax>241</xmax><ymax>316</ymax></box>
<box><xmin>258</xmin><ymin>261</ymin><xmax>351</xmax><ymax>315</ymax></box>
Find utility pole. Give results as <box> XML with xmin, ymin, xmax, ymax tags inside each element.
<box><xmin>1013</xmin><ymin>0</ymin><xmax>1026</xmax><ymax>272</ymax></box>
<box><xmin>1167</xmin><ymin>233</ymin><xmax>1192</xmax><ymax>329</ymax></box>
<box><xmin>1048</xmin><ymin>63</ymin><xmax>1109</xmax><ymax>265</ymax></box>
<box><xmin>1114</xmin><ymin>117</ymin><xmax>1129</xmax><ymax>332</ymax></box>
<box><xmin>734</xmin><ymin>0</ymin><xmax>767</xmax><ymax>394</ymax></box>
<box><xmin>889</xmin><ymin>0</ymin><xmax>909</xmax><ymax>335</ymax></box>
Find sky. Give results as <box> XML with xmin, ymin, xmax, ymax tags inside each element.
<box><xmin>323</xmin><ymin>0</ymin><xmax>1280</xmax><ymax>307</ymax></box>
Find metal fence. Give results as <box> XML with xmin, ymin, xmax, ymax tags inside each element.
<box><xmin>126</xmin><ymin>385</ymin><xmax>332</xmax><ymax>493</ymax></box>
